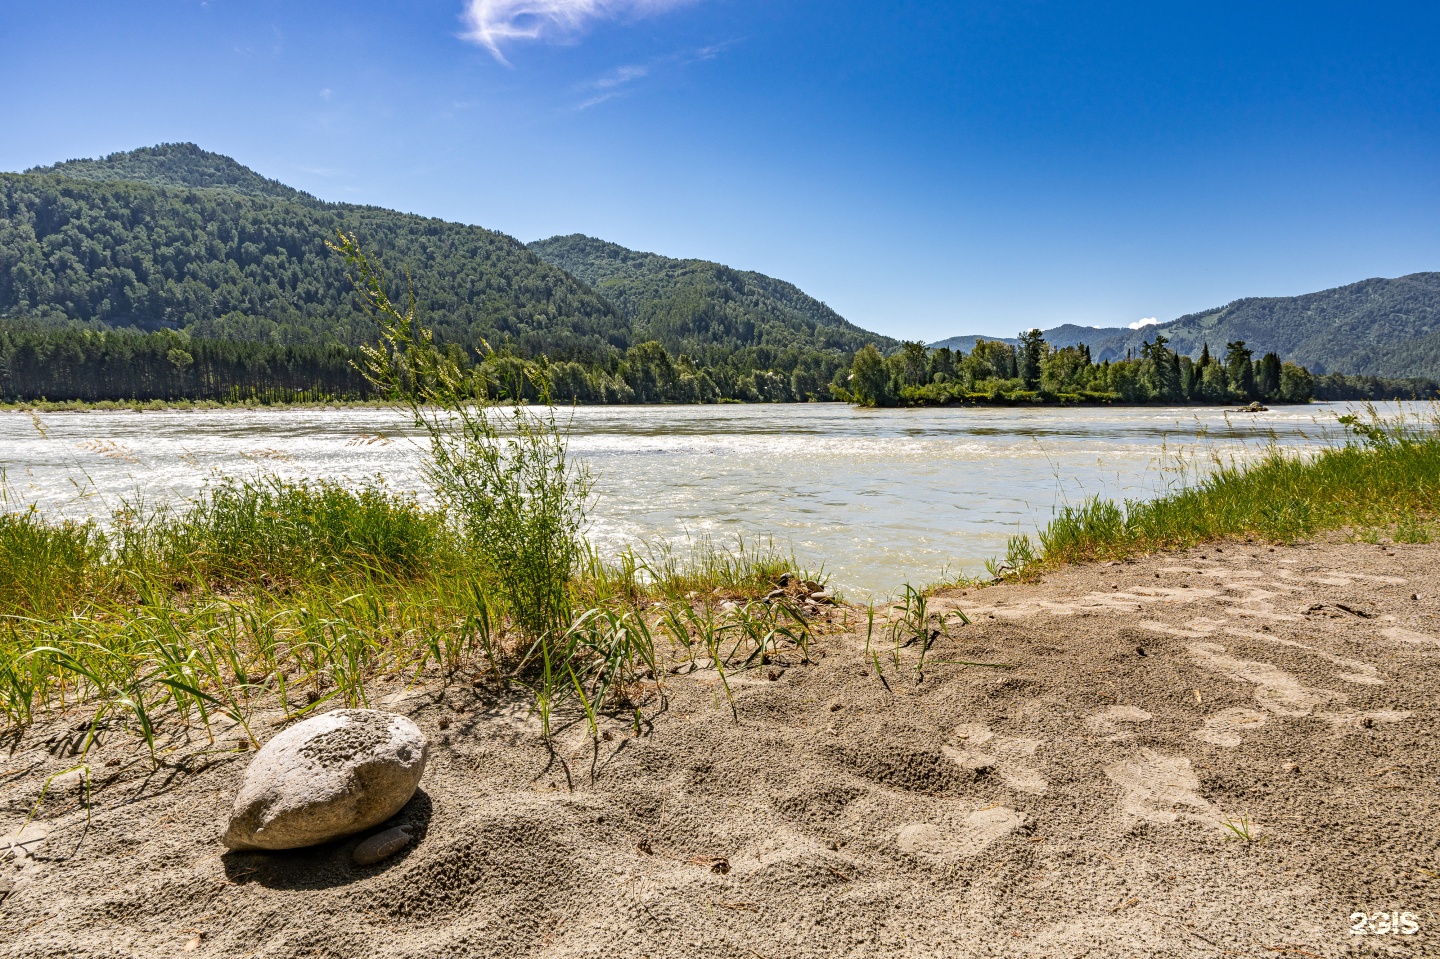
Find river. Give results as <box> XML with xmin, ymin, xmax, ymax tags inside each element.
<box><xmin>0</xmin><ymin>402</ymin><xmax>1380</xmax><ymax>595</ymax></box>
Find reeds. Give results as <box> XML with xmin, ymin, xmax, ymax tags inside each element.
<box><xmin>0</xmin><ymin>478</ymin><xmax>820</xmax><ymax>756</ymax></box>
<box><xmin>1023</xmin><ymin>403</ymin><xmax>1440</xmax><ymax>571</ymax></box>
<box><xmin>0</xmin><ymin>237</ymin><xmax>830</xmax><ymax>758</ymax></box>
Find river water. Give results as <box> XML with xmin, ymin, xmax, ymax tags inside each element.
<box><xmin>0</xmin><ymin>402</ymin><xmax>1378</xmax><ymax>595</ymax></box>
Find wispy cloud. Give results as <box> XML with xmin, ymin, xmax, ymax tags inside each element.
<box><xmin>573</xmin><ymin>41</ymin><xmax>730</xmax><ymax>110</ymax></box>
<box><xmin>596</xmin><ymin>64</ymin><xmax>649</xmax><ymax>88</ymax></box>
<box><xmin>1128</xmin><ymin>316</ymin><xmax>1159</xmax><ymax>330</ymax></box>
<box><xmin>460</xmin><ymin>0</ymin><xmax>698</xmax><ymax>61</ymax></box>
<box><xmin>575</xmin><ymin>63</ymin><xmax>648</xmax><ymax>109</ymax></box>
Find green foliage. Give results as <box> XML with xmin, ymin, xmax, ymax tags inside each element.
<box><xmin>1017</xmin><ymin>328</ymin><xmax>1045</xmax><ymax>390</ymax></box>
<box><xmin>1</xmin><ymin>477</ymin><xmax>454</xmax><ymax>621</ymax></box>
<box><xmin>1312</xmin><ymin>371</ymin><xmax>1438</xmax><ymax>401</ymax></box>
<box><xmin>528</xmin><ymin>233</ymin><xmax>890</xmax><ymax>359</ymax></box>
<box><xmin>851</xmin><ymin>329</ymin><xmax>1317</xmax><ymax>407</ymax></box>
<box><xmin>0</xmin><ymin>509</ymin><xmax>107</xmax><ymax>617</ymax></box>
<box><xmin>849</xmin><ymin>344</ymin><xmax>894</xmax><ymax>407</ymax></box>
<box><xmin>28</xmin><ymin>143</ymin><xmax>309</xmax><ymax>200</ymax></box>
<box><xmin>1091</xmin><ymin>273</ymin><xmax>1440</xmax><ymax>379</ymax></box>
<box><xmin>0</xmin><ymin>320</ymin><xmax>369</xmax><ymax>402</ymax></box>
<box><xmin>1</xmin><ymin>146</ymin><xmax>620</xmax><ymax>359</ymax></box>
<box><xmin>335</xmin><ymin>231</ymin><xmax>591</xmax><ymax>646</ymax></box>
<box><xmin>1033</xmin><ymin>406</ymin><xmax>1440</xmax><ymax>564</ymax></box>
<box><xmin>0</xmin><ymin>147</ymin><xmax>880</xmax><ymax>404</ymax></box>
<box><xmin>130</xmin><ymin>477</ymin><xmax>449</xmax><ymax>590</ymax></box>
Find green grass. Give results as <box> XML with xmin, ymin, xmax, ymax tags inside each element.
<box><xmin>0</xmin><ymin>239</ymin><xmax>827</xmax><ymax>762</ymax></box>
<box><xmin>1019</xmin><ymin>404</ymin><xmax>1440</xmax><ymax>572</ymax></box>
<box><xmin>0</xmin><ymin>477</ymin><xmax>820</xmax><ymax>757</ymax></box>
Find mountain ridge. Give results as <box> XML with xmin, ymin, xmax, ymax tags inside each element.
<box><xmin>25</xmin><ymin>142</ymin><xmax>315</xmax><ymax>203</ymax></box>
<box><xmin>527</xmin><ymin>234</ymin><xmax>895</xmax><ymax>360</ymax></box>
<box><xmin>931</xmin><ymin>273</ymin><xmax>1440</xmax><ymax>378</ymax></box>
<box><xmin>2</xmin><ymin>144</ymin><xmax>885</xmax><ymax>365</ymax></box>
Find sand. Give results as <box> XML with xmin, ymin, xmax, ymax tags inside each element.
<box><xmin>2</xmin><ymin>537</ymin><xmax>1436</xmax><ymax>958</ymax></box>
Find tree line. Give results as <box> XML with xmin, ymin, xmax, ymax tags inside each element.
<box><xmin>840</xmin><ymin>332</ymin><xmax>1433</xmax><ymax>407</ymax></box>
<box><xmin>9</xmin><ymin>319</ymin><xmax>1434</xmax><ymax>406</ymax></box>
<box><xmin>0</xmin><ymin>322</ymin><xmax>849</xmax><ymax>405</ymax></box>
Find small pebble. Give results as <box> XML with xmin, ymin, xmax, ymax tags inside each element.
<box><xmin>353</xmin><ymin>825</ymin><xmax>413</xmax><ymax>866</ymax></box>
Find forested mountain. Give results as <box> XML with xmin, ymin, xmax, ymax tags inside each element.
<box><xmin>1093</xmin><ymin>274</ymin><xmax>1440</xmax><ymax>377</ymax></box>
<box><xmin>5</xmin><ymin>143</ymin><xmax>1432</xmax><ymax>403</ymax></box>
<box><xmin>932</xmin><ymin>274</ymin><xmax>1440</xmax><ymax>378</ymax></box>
<box><xmin>26</xmin><ymin>143</ymin><xmax>311</xmax><ymax>202</ymax></box>
<box><xmin>527</xmin><ymin>234</ymin><xmax>894</xmax><ymax>363</ymax></box>
<box><xmin>0</xmin><ymin>144</ymin><xmax>886</xmax><ymax>402</ymax></box>
<box><xmin>1</xmin><ymin>145</ymin><xmax>624</xmax><ymax>359</ymax></box>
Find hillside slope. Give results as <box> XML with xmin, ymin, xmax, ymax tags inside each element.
<box><xmin>25</xmin><ymin>142</ymin><xmax>311</xmax><ymax>202</ymax></box>
<box><xmin>932</xmin><ymin>274</ymin><xmax>1440</xmax><ymax>378</ymax></box>
<box><xmin>1</xmin><ymin>146</ymin><xmax>625</xmax><ymax>358</ymax></box>
<box><xmin>529</xmin><ymin>234</ymin><xmax>894</xmax><ymax>360</ymax></box>
<box><xmin>3</xmin><ymin>145</ymin><xmax>892</xmax><ymax>368</ymax></box>
<box><xmin>1094</xmin><ymin>273</ymin><xmax>1440</xmax><ymax>376</ymax></box>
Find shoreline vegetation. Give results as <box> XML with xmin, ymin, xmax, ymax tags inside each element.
<box><xmin>992</xmin><ymin>403</ymin><xmax>1440</xmax><ymax>581</ymax></box>
<box><xmin>2</xmin><ymin>324</ymin><xmax>1436</xmax><ymax>410</ymax></box>
<box><xmin>1</xmin><ymin>241</ymin><xmax>1436</xmax><ymax>778</ymax></box>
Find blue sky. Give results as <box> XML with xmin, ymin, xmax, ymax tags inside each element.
<box><xmin>3</xmin><ymin>1</ymin><xmax>1439</xmax><ymax>341</ymax></box>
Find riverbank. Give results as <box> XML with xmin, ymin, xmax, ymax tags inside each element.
<box><xmin>2</xmin><ymin>532</ymin><xmax>1435</xmax><ymax>957</ymax></box>
<box><xmin>1</xmin><ymin>402</ymin><xmax>1399</xmax><ymax>597</ymax></box>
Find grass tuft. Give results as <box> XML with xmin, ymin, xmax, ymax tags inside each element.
<box><xmin>1028</xmin><ymin>404</ymin><xmax>1440</xmax><ymax>570</ymax></box>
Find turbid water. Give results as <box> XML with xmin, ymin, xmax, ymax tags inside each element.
<box><xmin>0</xmin><ymin>402</ymin><xmax>1380</xmax><ymax>594</ymax></box>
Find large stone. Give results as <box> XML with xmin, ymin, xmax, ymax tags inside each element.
<box><xmin>222</xmin><ymin>709</ymin><xmax>428</xmax><ymax>851</ymax></box>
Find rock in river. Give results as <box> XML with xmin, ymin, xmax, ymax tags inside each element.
<box><xmin>223</xmin><ymin>709</ymin><xmax>428</xmax><ymax>852</ymax></box>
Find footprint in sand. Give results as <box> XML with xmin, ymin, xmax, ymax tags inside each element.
<box><xmin>1103</xmin><ymin>748</ymin><xmax>1241</xmax><ymax>833</ymax></box>
<box><xmin>944</xmin><ymin>723</ymin><xmax>1050</xmax><ymax>795</ymax></box>
<box><xmin>895</xmin><ymin>807</ymin><xmax>1025</xmax><ymax>863</ymax></box>
<box><xmin>1320</xmin><ymin>709</ymin><xmax>1414</xmax><ymax>732</ymax></box>
<box><xmin>1192</xmin><ymin>707</ymin><xmax>1268</xmax><ymax>747</ymax></box>
<box><xmin>1147</xmin><ymin>620</ymin><xmax>1387</xmax><ymax>687</ymax></box>
<box><xmin>1223</xmin><ymin>628</ymin><xmax>1386</xmax><ymax>686</ymax></box>
<box><xmin>1187</xmin><ymin>642</ymin><xmax>1343</xmax><ymax>716</ymax></box>
<box><xmin>1188</xmin><ymin>641</ymin><xmax>1412</xmax><ymax>736</ymax></box>
<box><xmin>1085</xmin><ymin>705</ymin><xmax>1153</xmax><ymax>741</ymax></box>
<box><xmin>1380</xmin><ymin>626</ymin><xmax>1440</xmax><ymax>647</ymax></box>
<box><xmin>1306</xmin><ymin>571</ymin><xmax>1406</xmax><ymax>588</ymax></box>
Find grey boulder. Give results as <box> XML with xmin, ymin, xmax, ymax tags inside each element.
<box><xmin>223</xmin><ymin>709</ymin><xmax>428</xmax><ymax>851</ymax></box>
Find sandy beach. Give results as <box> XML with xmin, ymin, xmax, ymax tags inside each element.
<box><xmin>3</xmin><ymin>536</ymin><xmax>1436</xmax><ymax>958</ymax></box>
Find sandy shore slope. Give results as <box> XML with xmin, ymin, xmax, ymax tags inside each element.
<box><xmin>2</xmin><ymin>538</ymin><xmax>1436</xmax><ymax>958</ymax></box>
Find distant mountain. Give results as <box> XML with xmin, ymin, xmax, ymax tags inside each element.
<box><xmin>929</xmin><ymin>324</ymin><xmax>1131</xmax><ymax>354</ymax></box>
<box><xmin>932</xmin><ymin>274</ymin><xmax>1440</xmax><ymax>378</ymax></box>
<box><xmin>528</xmin><ymin>234</ymin><xmax>893</xmax><ymax>359</ymax></box>
<box><xmin>1095</xmin><ymin>274</ymin><xmax>1440</xmax><ymax>377</ymax></box>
